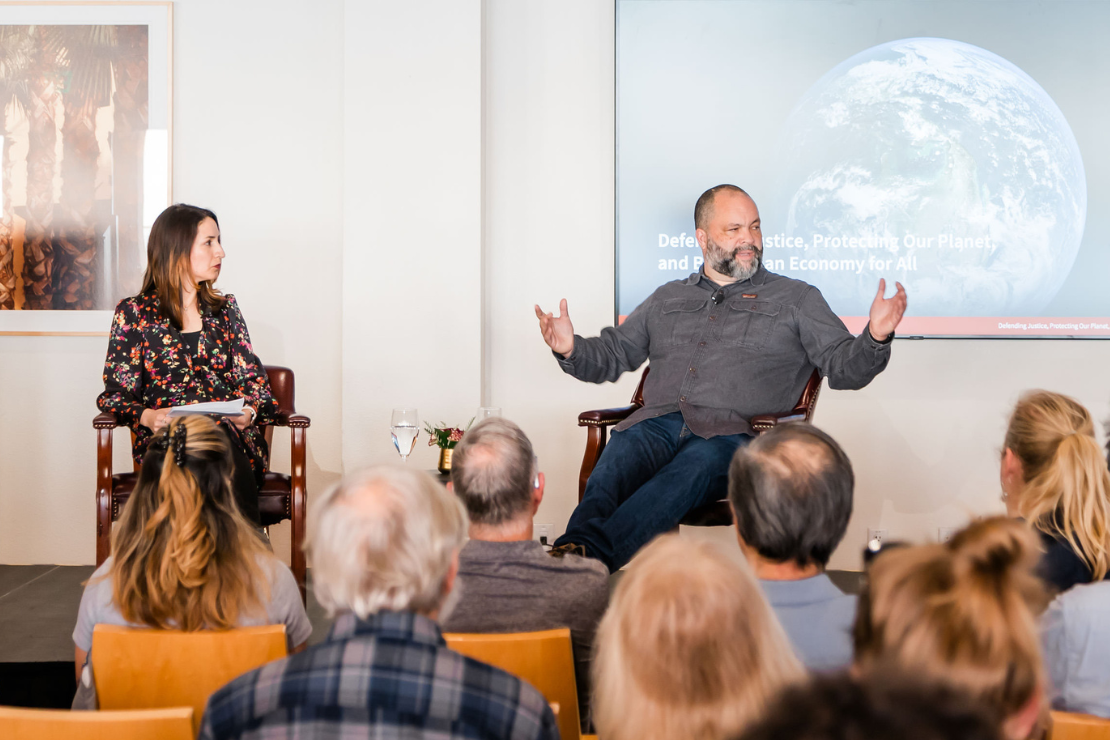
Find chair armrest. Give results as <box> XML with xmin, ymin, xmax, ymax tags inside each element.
<box><xmin>750</xmin><ymin>411</ymin><xmax>807</xmax><ymax>433</ymax></box>
<box><xmin>270</xmin><ymin>413</ymin><xmax>311</xmax><ymax>429</ymax></box>
<box><xmin>93</xmin><ymin>412</ymin><xmax>120</xmax><ymax>429</ymax></box>
<box><xmin>578</xmin><ymin>405</ymin><xmax>640</xmax><ymax>427</ymax></box>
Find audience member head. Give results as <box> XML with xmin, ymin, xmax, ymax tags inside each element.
<box><xmin>141</xmin><ymin>203</ymin><xmax>225</xmax><ymax>328</ymax></box>
<box><xmin>307</xmin><ymin>465</ymin><xmax>468</xmax><ymax>620</ymax></box>
<box><xmin>1002</xmin><ymin>390</ymin><xmax>1110</xmax><ymax>580</ymax></box>
<box><xmin>728</xmin><ymin>423</ymin><xmax>853</xmax><ymax>576</ymax></box>
<box><xmin>111</xmin><ymin>415</ymin><xmax>269</xmax><ymax>631</ymax></box>
<box><xmin>854</xmin><ymin>517</ymin><xmax>1050</xmax><ymax>740</ymax></box>
<box><xmin>593</xmin><ymin>535</ymin><xmax>803</xmax><ymax>740</ymax></box>
<box><xmin>450</xmin><ymin>418</ymin><xmax>542</xmax><ymax>538</ymax></box>
<box><xmin>736</xmin><ymin>669</ymin><xmax>1004</xmax><ymax>740</ymax></box>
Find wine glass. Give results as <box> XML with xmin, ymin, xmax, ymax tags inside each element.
<box><xmin>476</xmin><ymin>407</ymin><xmax>502</xmax><ymax>421</ymax></box>
<box><xmin>391</xmin><ymin>408</ymin><xmax>420</xmax><ymax>462</ymax></box>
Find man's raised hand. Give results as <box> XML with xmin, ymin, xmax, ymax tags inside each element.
<box><xmin>534</xmin><ymin>299</ymin><xmax>575</xmax><ymax>358</ymax></box>
<box><xmin>868</xmin><ymin>279</ymin><xmax>908</xmax><ymax>342</ymax></box>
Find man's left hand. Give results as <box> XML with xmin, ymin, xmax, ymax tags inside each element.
<box><xmin>868</xmin><ymin>279</ymin><xmax>907</xmax><ymax>341</ymax></box>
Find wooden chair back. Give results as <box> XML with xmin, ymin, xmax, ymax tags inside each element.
<box><xmin>0</xmin><ymin>706</ymin><xmax>194</xmax><ymax>740</ymax></box>
<box><xmin>445</xmin><ymin>628</ymin><xmax>580</xmax><ymax>740</ymax></box>
<box><xmin>94</xmin><ymin>364</ymin><xmax>311</xmax><ymax>602</ymax></box>
<box><xmin>1050</xmin><ymin>711</ymin><xmax>1110</xmax><ymax>740</ymax></box>
<box><xmin>91</xmin><ymin>624</ymin><xmax>287</xmax><ymax>733</ymax></box>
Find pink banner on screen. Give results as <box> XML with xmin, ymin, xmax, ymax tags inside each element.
<box><xmin>840</xmin><ymin>317</ymin><xmax>1110</xmax><ymax>337</ymax></box>
<box><xmin>616</xmin><ymin>315</ymin><xmax>1110</xmax><ymax>336</ymax></box>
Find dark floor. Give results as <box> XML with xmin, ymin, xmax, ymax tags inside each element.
<box><xmin>0</xmin><ymin>565</ymin><xmax>334</xmax><ymax>667</ymax></box>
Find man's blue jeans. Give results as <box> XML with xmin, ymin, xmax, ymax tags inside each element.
<box><xmin>553</xmin><ymin>412</ymin><xmax>751</xmax><ymax>572</ymax></box>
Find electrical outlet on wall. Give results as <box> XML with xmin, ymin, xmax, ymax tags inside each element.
<box><xmin>867</xmin><ymin>528</ymin><xmax>888</xmax><ymax>547</ymax></box>
<box><xmin>938</xmin><ymin>527</ymin><xmax>958</xmax><ymax>543</ymax></box>
<box><xmin>536</xmin><ymin>524</ymin><xmax>553</xmax><ymax>547</ymax></box>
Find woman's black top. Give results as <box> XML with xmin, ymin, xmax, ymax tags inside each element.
<box><xmin>1037</xmin><ymin>529</ymin><xmax>1099</xmax><ymax>594</ymax></box>
<box><xmin>181</xmin><ymin>330</ymin><xmax>201</xmax><ymax>355</ymax></box>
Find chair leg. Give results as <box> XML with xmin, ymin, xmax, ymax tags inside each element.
<box><xmin>578</xmin><ymin>426</ymin><xmax>607</xmax><ymax>503</ymax></box>
<box><xmin>95</xmin><ymin>427</ymin><xmax>114</xmax><ymax>566</ymax></box>
<box><xmin>290</xmin><ymin>425</ymin><xmax>308</xmax><ymax>605</ymax></box>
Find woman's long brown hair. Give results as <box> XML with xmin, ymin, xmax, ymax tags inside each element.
<box><xmin>109</xmin><ymin>415</ymin><xmax>269</xmax><ymax>630</ymax></box>
<box><xmin>1004</xmin><ymin>391</ymin><xmax>1110</xmax><ymax>580</ymax></box>
<box><xmin>140</xmin><ymin>204</ymin><xmax>227</xmax><ymax>329</ymax></box>
<box><xmin>854</xmin><ymin>517</ymin><xmax>1049</xmax><ymax>724</ymax></box>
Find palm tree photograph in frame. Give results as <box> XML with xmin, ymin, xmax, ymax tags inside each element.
<box><xmin>0</xmin><ymin>24</ymin><xmax>151</xmax><ymax>312</ymax></box>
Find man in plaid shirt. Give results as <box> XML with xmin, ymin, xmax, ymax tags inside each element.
<box><xmin>199</xmin><ymin>466</ymin><xmax>559</xmax><ymax>740</ymax></box>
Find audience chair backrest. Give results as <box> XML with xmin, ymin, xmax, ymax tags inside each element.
<box><xmin>1051</xmin><ymin>712</ymin><xmax>1110</xmax><ymax>740</ymax></box>
<box><xmin>445</xmin><ymin>628</ymin><xmax>580</xmax><ymax>740</ymax></box>
<box><xmin>91</xmin><ymin>624</ymin><xmax>286</xmax><ymax>733</ymax></box>
<box><xmin>0</xmin><ymin>705</ymin><xmax>194</xmax><ymax>740</ymax></box>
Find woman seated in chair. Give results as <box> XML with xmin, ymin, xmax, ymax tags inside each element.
<box><xmin>854</xmin><ymin>517</ymin><xmax>1050</xmax><ymax>740</ymax></box>
<box><xmin>1000</xmin><ymin>391</ymin><xmax>1110</xmax><ymax>593</ymax></box>
<box><xmin>592</xmin><ymin>535</ymin><xmax>803</xmax><ymax>740</ymax></box>
<box><xmin>72</xmin><ymin>415</ymin><xmax>311</xmax><ymax>703</ymax></box>
<box><xmin>97</xmin><ymin>204</ymin><xmax>274</xmax><ymax>523</ymax></box>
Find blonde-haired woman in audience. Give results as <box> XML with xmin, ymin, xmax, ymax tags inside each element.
<box><xmin>854</xmin><ymin>517</ymin><xmax>1051</xmax><ymax>740</ymax></box>
<box><xmin>1001</xmin><ymin>390</ymin><xmax>1110</xmax><ymax>592</ymax></box>
<box><xmin>72</xmin><ymin>415</ymin><xmax>310</xmax><ymax>706</ymax></box>
<box><xmin>593</xmin><ymin>535</ymin><xmax>803</xmax><ymax>740</ymax></box>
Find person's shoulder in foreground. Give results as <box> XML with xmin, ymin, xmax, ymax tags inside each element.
<box><xmin>759</xmin><ymin>574</ymin><xmax>857</xmax><ymax>672</ymax></box>
<box><xmin>199</xmin><ymin>611</ymin><xmax>557</xmax><ymax>740</ymax></box>
<box><xmin>1042</xmin><ymin>579</ymin><xmax>1110</xmax><ymax>718</ymax></box>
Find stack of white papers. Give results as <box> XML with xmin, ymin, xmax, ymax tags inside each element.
<box><xmin>166</xmin><ymin>398</ymin><xmax>246</xmax><ymax>418</ymax></box>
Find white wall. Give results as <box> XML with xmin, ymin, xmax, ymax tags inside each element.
<box><xmin>340</xmin><ymin>0</ymin><xmax>484</xmax><ymax>472</ymax></box>
<box><xmin>4</xmin><ymin>0</ymin><xmax>1110</xmax><ymax>571</ymax></box>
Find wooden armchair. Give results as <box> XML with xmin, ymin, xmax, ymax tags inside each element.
<box><xmin>94</xmin><ymin>365</ymin><xmax>310</xmax><ymax>602</ymax></box>
<box><xmin>577</xmin><ymin>367</ymin><xmax>823</xmax><ymax>527</ymax></box>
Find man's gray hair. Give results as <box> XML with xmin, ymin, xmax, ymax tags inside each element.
<box><xmin>450</xmin><ymin>417</ymin><xmax>535</xmax><ymax>526</ymax></box>
<box><xmin>306</xmin><ymin>465</ymin><xmax>468</xmax><ymax>618</ymax></box>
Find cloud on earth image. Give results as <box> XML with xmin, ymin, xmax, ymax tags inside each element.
<box><xmin>774</xmin><ymin>38</ymin><xmax>1087</xmax><ymax>317</ymax></box>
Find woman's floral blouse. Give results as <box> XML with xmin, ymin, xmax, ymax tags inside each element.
<box><xmin>97</xmin><ymin>291</ymin><xmax>277</xmax><ymax>479</ymax></box>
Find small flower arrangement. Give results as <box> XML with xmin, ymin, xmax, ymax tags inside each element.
<box><xmin>425</xmin><ymin>419</ymin><xmax>473</xmax><ymax>449</ymax></box>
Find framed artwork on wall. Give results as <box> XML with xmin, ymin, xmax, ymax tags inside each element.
<box><xmin>0</xmin><ymin>1</ymin><xmax>172</xmax><ymax>335</ymax></box>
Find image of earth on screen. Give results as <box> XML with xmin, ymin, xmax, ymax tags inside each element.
<box><xmin>617</xmin><ymin>1</ymin><xmax>1109</xmax><ymax>337</ymax></box>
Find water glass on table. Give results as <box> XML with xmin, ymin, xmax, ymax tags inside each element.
<box><xmin>391</xmin><ymin>408</ymin><xmax>420</xmax><ymax>462</ymax></box>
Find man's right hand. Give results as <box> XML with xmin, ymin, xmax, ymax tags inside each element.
<box><xmin>534</xmin><ymin>299</ymin><xmax>575</xmax><ymax>358</ymax></box>
<box><xmin>140</xmin><ymin>407</ymin><xmax>172</xmax><ymax>434</ymax></box>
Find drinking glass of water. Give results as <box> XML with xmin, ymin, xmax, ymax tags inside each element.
<box><xmin>391</xmin><ymin>408</ymin><xmax>420</xmax><ymax>462</ymax></box>
<box><xmin>476</xmin><ymin>407</ymin><xmax>502</xmax><ymax>421</ymax></box>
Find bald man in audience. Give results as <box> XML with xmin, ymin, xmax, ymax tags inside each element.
<box><xmin>728</xmin><ymin>422</ymin><xmax>857</xmax><ymax>671</ymax></box>
<box><xmin>200</xmin><ymin>466</ymin><xmax>558</xmax><ymax>740</ymax></box>
<box><xmin>444</xmin><ymin>417</ymin><xmax>609</xmax><ymax>730</ymax></box>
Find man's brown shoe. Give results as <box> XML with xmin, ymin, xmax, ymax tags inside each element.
<box><xmin>548</xmin><ymin>542</ymin><xmax>587</xmax><ymax>559</ymax></box>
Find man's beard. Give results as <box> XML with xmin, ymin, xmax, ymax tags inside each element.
<box><xmin>707</xmin><ymin>237</ymin><xmax>762</xmax><ymax>281</ymax></box>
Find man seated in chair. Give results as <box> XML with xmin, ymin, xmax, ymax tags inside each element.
<box><xmin>200</xmin><ymin>466</ymin><xmax>558</xmax><ymax>740</ymax></box>
<box><xmin>442</xmin><ymin>418</ymin><xmax>609</xmax><ymax>729</ymax></box>
<box><xmin>728</xmin><ymin>423</ymin><xmax>858</xmax><ymax>671</ymax></box>
<box><xmin>535</xmin><ymin>184</ymin><xmax>907</xmax><ymax>571</ymax></box>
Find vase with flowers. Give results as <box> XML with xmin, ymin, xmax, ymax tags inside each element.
<box><xmin>425</xmin><ymin>419</ymin><xmax>472</xmax><ymax>474</ymax></box>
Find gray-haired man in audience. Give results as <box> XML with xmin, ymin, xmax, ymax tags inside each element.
<box><xmin>443</xmin><ymin>417</ymin><xmax>609</xmax><ymax>728</ymax></box>
<box><xmin>728</xmin><ymin>422</ymin><xmax>857</xmax><ymax>671</ymax></box>
<box><xmin>200</xmin><ymin>466</ymin><xmax>558</xmax><ymax>740</ymax></box>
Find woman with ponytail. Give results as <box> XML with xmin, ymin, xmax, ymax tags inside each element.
<box><xmin>1001</xmin><ymin>391</ymin><xmax>1110</xmax><ymax>592</ymax></box>
<box><xmin>854</xmin><ymin>517</ymin><xmax>1051</xmax><ymax>740</ymax></box>
<box><xmin>71</xmin><ymin>415</ymin><xmax>310</xmax><ymax>703</ymax></box>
